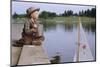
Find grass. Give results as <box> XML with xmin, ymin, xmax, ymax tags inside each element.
<box><xmin>39</xmin><ymin>16</ymin><xmax>95</xmax><ymax>23</ymax></box>
<box><xmin>12</xmin><ymin>16</ymin><xmax>96</xmax><ymax>24</ymax></box>
<box><xmin>39</xmin><ymin>16</ymin><xmax>72</xmax><ymax>23</ymax></box>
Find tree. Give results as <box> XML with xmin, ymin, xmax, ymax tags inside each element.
<box><xmin>91</xmin><ymin>8</ymin><xmax>96</xmax><ymax>17</ymax></box>
<box><xmin>39</xmin><ymin>11</ymin><xmax>48</xmax><ymax>19</ymax></box>
<box><xmin>61</xmin><ymin>10</ymin><xmax>73</xmax><ymax>16</ymax></box>
<box><xmin>78</xmin><ymin>8</ymin><xmax>96</xmax><ymax>17</ymax></box>
<box><xmin>39</xmin><ymin>11</ymin><xmax>57</xmax><ymax>19</ymax></box>
<box><xmin>12</xmin><ymin>12</ymin><xmax>18</xmax><ymax>19</ymax></box>
<box><xmin>67</xmin><ymin>10</ymin><xmax>73</xmax><ymax>16</ymax></box>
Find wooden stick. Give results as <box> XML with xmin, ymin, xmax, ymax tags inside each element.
<box><xmin>76</xmin><ymin>17</ymin><xmax>80</xmax><ymax>62</ymax></box>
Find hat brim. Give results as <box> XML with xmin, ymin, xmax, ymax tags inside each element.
<box><xmin>35</xmin><ymin>8</ymin><xmax>40</xmax><ymax>11</ymax></box>
<box><xmin>29</xmin><ymin>8</ymin><xmax>40</xmax><ymax>15</ymax></box>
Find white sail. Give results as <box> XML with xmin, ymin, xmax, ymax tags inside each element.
<box><xmin>74</xmin><ymin>17</ymin><xmax>94</xmax><ymax>62</ymax></box>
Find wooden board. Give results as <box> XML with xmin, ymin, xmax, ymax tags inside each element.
<box><xmin>18</xmin><ymin>45</ymin><xmax>50</xmax><ymax>65</ymax></box>
<box><xmin>11</xmin><ymin>46</ymin><xmax>22</xmax><ymax>66</ymax></box>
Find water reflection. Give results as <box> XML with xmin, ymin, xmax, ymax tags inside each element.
<box><xmin>42</xmin><ymin>21</ymin><xmax>57</xmax><ymax>32</ymax></box>
<box><xmin>42</xmin><ymin>21</ymin><xmax>95</xmax><ymax>33</ymax></box>
<box><xmin>82</xmin><ymin>22</ymin><xmax>96</xmax><ymax>33</ymax></box>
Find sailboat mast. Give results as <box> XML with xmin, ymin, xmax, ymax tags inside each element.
<box><xmin>76</xmin><ymin>17</ymin><xmax>80</xmax><ymax>62</ymax></box>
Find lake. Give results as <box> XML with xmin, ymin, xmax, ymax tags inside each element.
<box><xmin>11</xmin><ymin>19</ymin><xmax>96</xmax><ymax>63</ymax></box>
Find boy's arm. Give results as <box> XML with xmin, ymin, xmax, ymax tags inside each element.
<box><xmin>24</xmin><ymin>21</ymin><xmax>37</xmax><ymax>35</ymax></box>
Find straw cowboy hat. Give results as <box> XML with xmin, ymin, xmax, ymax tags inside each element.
<box><xmin>26</xmin><ymin>7</ymin><xmax>40</xmax><ymax>16</ymax></box>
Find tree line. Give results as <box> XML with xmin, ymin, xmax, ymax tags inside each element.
<box><xmin>12</xmin><ymin>12</ymin><xmax>26</xmax><ymax>19</ymax></box>
<box><xmin>59</xmin><ymin>8</ymin><xmax>96</xmax><ymax>17</ymax></box>
<box><xmin>12</xmin><ymin>8</ymin><xmax>96</xmax><ymax>19</ymax></box>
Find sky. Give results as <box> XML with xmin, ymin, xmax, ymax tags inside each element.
<box><xmin>12</xmin><ymin>1</ymin><xmax>95</xmax><ymax>15</ymax></box>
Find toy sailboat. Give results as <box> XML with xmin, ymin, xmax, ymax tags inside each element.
<box><xmin>74</xmin><ymin>17</ymin><xmax>94</xmax><ymax>62</ymax></box>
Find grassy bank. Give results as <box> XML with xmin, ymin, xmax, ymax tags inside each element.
<box><xmin>12</xmin><ymin>16</ymin><xmax>96</xmax><ymax>24</ymax></box>
<box><xmin>39</xmin><ymin>16</ymin><xmax>95</xmax><ymax>23</ymax></box>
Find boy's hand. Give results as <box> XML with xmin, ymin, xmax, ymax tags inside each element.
<box><xmin>31</xmin><ymin>28</ymin><xmax>37</xmax><ymax>32</ymax></box>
